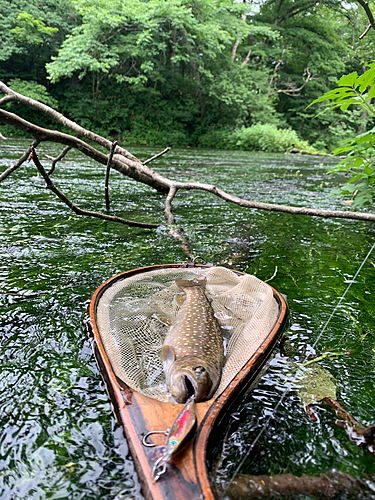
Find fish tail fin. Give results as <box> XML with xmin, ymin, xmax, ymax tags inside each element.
<box><xmin>175</xmin><ymin>277</ymin><xmax>207</xmax><ymax>289</ymax></box>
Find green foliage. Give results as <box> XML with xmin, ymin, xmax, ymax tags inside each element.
<box><xmin>0</xmin><ymin>79</ymin><xmax>59</xmax><ymax>136</ymax></box>
<box><xmin>228</xmin><ymin>124</ymin><xmax>315</xmax><ymax>152</ymax></box>
<box><xmin>1</xmin><ymin>0</ymin><xmax>373</xmax><ymax>151</ymax></box>
<box><xmin>199</xmin><ymin>123</ymin><xmax>315</xmax><ymax>152</ymax></box>
<box><xmin>311</xmin><ymin>64</ymin><xmax>375</xmax><ymax>207</ymax></box>
<box><xmin>10</xmin><ymin>12</ymin><xmax>58</xmax><ymax>46</ymax></box>
<box><xmin>0</xmin><ymin>0</ymin><xmax>78</xmax><ymax>83</ymax></box>
<box><xmin>7</xmin><ymin>79</ymin><xmax>59</xmax><ymax>107</ymax></box>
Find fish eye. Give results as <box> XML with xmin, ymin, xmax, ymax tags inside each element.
<box><xmin>194</xmin><ymin>366</ymin><xmax>206</xmax><ymax>375</ymax></box>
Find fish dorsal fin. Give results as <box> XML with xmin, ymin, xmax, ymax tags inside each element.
<box><xmin>174</xmin><ymin>294</ymin><xmax>186</xmax><ymax>308</ymax></box>
<box><xmin>161</xmin><ymin>345</ymin><xmax>176</xmax><ymax>373</ymax></box>
<box><xmin>175</xmin><ymin>277</ymin><xmax>207</xmax><ymax>289</ymax></box>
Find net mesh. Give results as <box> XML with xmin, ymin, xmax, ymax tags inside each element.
<box><xmin>96</xmin><ymin>266</ymin><xmax>280</xmax><ymax>403</ymax></box>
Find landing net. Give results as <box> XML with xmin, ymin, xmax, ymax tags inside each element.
<box><xmin>95</xmin><ymin>266</ymin><xmax>280</xmax><ymax>403</ymax></box>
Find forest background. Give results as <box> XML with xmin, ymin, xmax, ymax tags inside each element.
<box><xmin>0</xmin><ymin>0</ymin><xmax>374</xmax><ymax>153</ymax></box>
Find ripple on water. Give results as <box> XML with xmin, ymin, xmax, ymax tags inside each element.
<box><xmin>1</xmin><ymin>140</ymin><xmax>375</xmax><ymax>499</ymax></box>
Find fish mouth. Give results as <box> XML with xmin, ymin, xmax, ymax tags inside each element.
<box><xmin>182</xmin><ymin>375</ymin><xmax>197</xmax><ymax>399</ymax></box>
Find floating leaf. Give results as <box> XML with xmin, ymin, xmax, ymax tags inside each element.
<box><xmin>294</xmin><ymin>364</ymin><xmax>337</xmax><ymax>407</ymax></box>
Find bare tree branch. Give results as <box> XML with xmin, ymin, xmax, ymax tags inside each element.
<box><xmin>227</xmin><ymin>471</ymin><xmax>375</xmax><ymax>499</ymax></box>
<box><xmin>164</xmin><ymin>185</ymin><xmax>178</xmax><ymax>225</ymax></box>
<box><xmin>0</xmin><ymin>139</ymin><xmax>40</xmax><ymax>183</ymax></box>
<box><xmin>45</xmin><ymin>146</ymin><xmax>71</xmax><ymax>175</ymax></box>
<box><xmin>269</xmin><ymin>66</ymin><xmax>316</xmax><ymax>98</ymax></box>
<box><xmin>359</xmin><ymin>23</ymin><xmax>373</xmax><ymax>39</ymax></box>
<box><xmin>105</xmin><ymin>140</ymin><xmax>118</xmax><ymax>211</ymax></box>
<box><xmin>163</xmin><ymin>186</ymin><xmax>194</xmax><ymax>259</ymax></box>
<box><xmin>2</xmin><ymin>92</ymin><xmax>375</xmax><ymax>224</ymax></box>
<box><xmin>29</xmin><ymin>146</ymin><xmax>159</xmax><ymax>229</ymax></box>
<box><xmin>170</xmin><ymin>180</ymin><xmax>375</xmax><ymax>222</ymax></box>
<box><xmin>168</xmin><ymin>227</ymin><xmax>195</xmax><ymax>260</ymax></box>
<box><xmin>0</xmin><ymin>107</ymin><xmax>169</xmax><ymax>192</ymax></box>
<box><xmin>241</xmin><ymin>48</ymin><xmax>252</xmax><ymax>67</ymax></box>
<box><xmin>0</xmin><ymin>81</ymin><xmax>139</xmax><ymax>164</ymax></box>
<box><xmin>356</xmin><ymin>0</ymin><xmax>375</xmax><ymax>38</ymax></box>
<box><xmin>0</xmin><ymin>95</ymin><xmax>14</xmax><ymax>107</ymax></box>
<box><xmin>144</xmin><ymin>146</ymin><xmax>171</xmax><ymax>165</ymax></box>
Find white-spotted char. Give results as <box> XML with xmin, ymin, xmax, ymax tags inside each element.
<box><xmin>161</xmin><ymin>277</ymin><xmax>224</xmax><ymax>403</ymax></box>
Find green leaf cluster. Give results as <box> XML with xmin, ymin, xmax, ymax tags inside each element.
<box><xmin>312</xmin><ymin>64</ymin><xmax>375</xmax><ymax>208</ymax></box>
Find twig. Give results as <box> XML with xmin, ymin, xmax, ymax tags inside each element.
<box><xmin>0</xmin><ymin>132</ymin><xmax>7</xmax><ymax>140</ymax></box>
<box><xmin>164</xmin><ymin>186</ymin><xmax>194</xmax><ymax>259</ymax></box>
<box><xmin>144</xmin><ymin>147</ymin><xmax>171</xmax><ymax>165</ymax></box>
<box><xmin>269</xmin><ymin>67</ymin><xmax>315</xmax><ymax>97</ymax></box>
<box><xmin>164</xmin><ymin>186</ymin><xmax>178</xmax><ymax>224</ymax></box>
<box><xmin>105</xmin><ymin>140</ymin><xmax>118</xmax><ymax>211</ymax></box>
<box><xmin>0</xmin><ymin>95</ymin><xmax>14</xmax><ymax>107</ymax></box>
<box><xmin>45</xmin><ymin>146</ymin><xmax>72</xmax><ymax>175</ymax></box>
<box><xmin>0</xmin><ymin>139</ymin><xmax>40</xmax><ymax>183</ymax></box>
<box><xmin>29</xmin><ymin>146</ymin><xmax>159</xmax><ymax>229</ymax></box>
<box><xmin>359</xmin><ymin>23</ymin><xmax>372</xmax><ymax>39</ymax></box>
<box><xmin>356</xmin><ymin>0</ymin><xmax>375</xmax><ymax>38</ymax></box>
<box><xmin>323</xmin><ymin>397</ymin><xmax>375</xmax><ymax>454</ymax></box>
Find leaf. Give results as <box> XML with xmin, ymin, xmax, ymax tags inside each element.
<box><xmin>338</xmin><ymin>72</ymin><xmax>358</xmax><ymax>88</ymax></box>
<box><xmin>364</xmin><ymin>165</ymin><xmax>374</xmax><ymax>176</ymax></box>
<box><xmin>295</xmin><ymin>364</ymin><xmax>337</xmax><ymax>407</ymax></box>
<box><xmin>357</xmin><ymin>133</ymin><xmax>373</xmax><ymax>145</ymax></box>
<box><xmin>356</xmin><ymin>66</ymin><xmax>375</xmax><ymax>93</ymax></box>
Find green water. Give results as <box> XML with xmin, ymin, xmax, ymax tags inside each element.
<box><xmin>1</xmin><ymin>139</ymin><xmax>374</xmax><ymax>499</ymax></box>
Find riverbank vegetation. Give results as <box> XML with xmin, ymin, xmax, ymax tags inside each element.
<box><xmin>0</xmin><ymin>0</ymin><xmax>374</xmax><ymax>153</ymax></box>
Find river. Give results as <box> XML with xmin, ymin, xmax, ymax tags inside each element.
<box><xmin>1</xmin><ymin>139</ymin><xmax>374</xmax><ymax>499</ymax></box>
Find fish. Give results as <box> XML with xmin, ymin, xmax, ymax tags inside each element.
<box><xmin>161</xmin><ymin>277</ymin><xmax>224</xmax><ymax>403</ymax></box>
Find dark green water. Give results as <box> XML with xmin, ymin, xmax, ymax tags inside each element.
<box><xmin>1</xmin><ymin>139</ymin><xmax>374</xmax><ymax>499</ymax></box>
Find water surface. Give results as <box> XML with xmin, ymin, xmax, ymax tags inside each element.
<box><xmin>0</xmin><ymin>139</ymin><xmax>374</xmax><ymax>499</ymax></box>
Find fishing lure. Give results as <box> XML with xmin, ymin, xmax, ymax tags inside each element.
<box><xmin>142</xmin><ymin>395</ymin><xmax>197</xmax><ymax>481</ymax></box>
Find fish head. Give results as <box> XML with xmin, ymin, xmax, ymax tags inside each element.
<box><xmin>167</xmin><ymin>356</ymin><xmax>214</xmax><ymax>403</ymax></box>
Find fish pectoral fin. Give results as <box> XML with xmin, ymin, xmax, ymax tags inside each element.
<box><xmin>174</xmin><ymin>294</ymin><xmax>186</xmax><ymax>308</ymax></box>
<box><xmin>161</xmin><ymin>345</ymin><xmax>176</xmax><ymax>373</ymax></box>
<box><xmin>153</xmin><ymin>313</ymin><xmax>172</xmax><ymax>327</ymax></box>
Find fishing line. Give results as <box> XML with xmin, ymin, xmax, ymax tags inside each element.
<box><xmin>220</xmin><ymin>240</ymin><xmax>375</xmax><ymax>499</ymax></box>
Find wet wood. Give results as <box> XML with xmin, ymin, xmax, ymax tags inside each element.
<box><xmin>88</xmin><ymin>264</ymin><xmax>288</xmax><ymax>500</ymax></box>
<box><xmin>226</xmin><ymin>471</ymin><xmax>375</xmax><ymax>499</ymax></box>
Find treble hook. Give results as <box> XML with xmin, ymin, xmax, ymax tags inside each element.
<box><xmin>141</xmin><ymin>395</ymin><xmax>197</xmax><ymax>482</ymax></box>
<box><xmin>142</xmin><ymin>429</ymin><xmax>170</xmax><ymax>447</ymax></box>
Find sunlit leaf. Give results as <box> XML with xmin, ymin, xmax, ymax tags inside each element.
<box><xmin>295</xmin><ymin>364</ymin><xmax>337</xmax><ymax>407</ymax></box>
<box><xmin>338</xmin><ymin>72</ymin><xmax>358</xmax><ymax>88</ymax></box>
